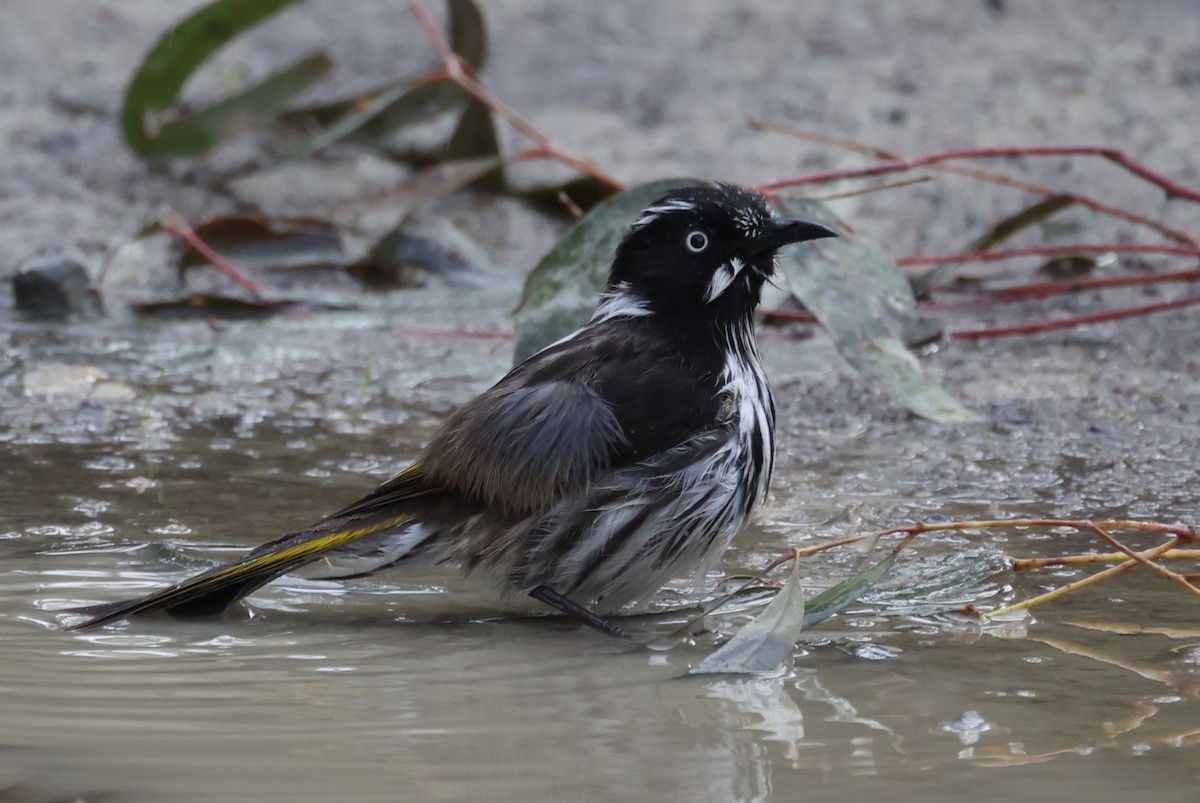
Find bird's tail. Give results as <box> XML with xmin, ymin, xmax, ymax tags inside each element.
<box><xmin>62</xmin><ymin>513</ymin><xmax>414</xmax><ymax>631</ymax></box>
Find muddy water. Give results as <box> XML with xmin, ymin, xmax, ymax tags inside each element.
<box><xmin>3</xmin><ymin>288</ymin><xmax>1199</xmax><ymax>802</ymax></box>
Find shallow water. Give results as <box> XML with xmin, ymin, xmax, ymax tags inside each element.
<box><xmin>3</xmin><ymin>289</ymin><xmax>1199</xmax><ymax>802</ymax></box>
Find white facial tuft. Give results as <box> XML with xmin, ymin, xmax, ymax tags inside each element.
<box><xmin>704</xmin><ymin>256</ymin><xmax>746</xmax><ymax>303</ymax></box>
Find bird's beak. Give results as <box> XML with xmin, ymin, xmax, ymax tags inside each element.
<box><xmin>749</xmin><ymin>218</ymin><xmax>838</xmax><ymax>254</ymax></box>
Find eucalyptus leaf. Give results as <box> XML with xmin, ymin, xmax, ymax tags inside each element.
<box><xmin>176</xmin><ymin>216</ymin><xmax>344</xmax><ymax>275</ymax></box>
<box><xmin>288</xmin><ymin>0</ymin><xmax>487</xmax><ymax>150</ymax></box>
<box><xmin>122</xmin><ymin>0</ymin><xmax>325</xmax><ymax>156</ymax></box>
<box><xmin>291</xmin><ymin>79</ymin><xmax>423</xmax><ymax>158</ymax></box>
<box><xmin>778</xmin><ymin>200</ymin><xmax>983</xmax><ymax>424</ymax></box>
<box><xmin>512</xmin><ymin>178</ymin><xmax>696</xmax><ymax>363</ymax></box>
<box><xmin>781</xmin><ymin>199</ymin><xmax>939</xmax><ymax>346</ymax></box>
<box><xmin>801</xmin><ymin>548</ymin><xmax>899</xmax><ymax>630</ymax></box>
<box><xmin>1038</xmin><ymin>254</ymin><xmax>1097</xmax><ymax>278</ymax></box>
<box><xmin>445</xmin><ymin>97</ymin><xmax>504</xmax><ymax>191</ymax></box>
<box><xmin>690</xmin><ymin>562</ymin><xmax>807</xmax><ymax>675</ymax></box>
<box><xmin>970</xmin><ymin>194</ymin><xmax>1075</xmax><ymax>251</ymax></box>
<box><xmin>447</xmin><ymin>0</ymin><xmax>488</xmax><ymax>71</ymax></box>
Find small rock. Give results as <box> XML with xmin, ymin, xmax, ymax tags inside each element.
<box><xmin>13</xmin><ymin>256</ymin><xmax>103</xmax><ymax>320</ymax></box>
<box><xmin>22</xmin><ymin>364</ymin><xmax>136</xmax><ymax>403</ymax></box>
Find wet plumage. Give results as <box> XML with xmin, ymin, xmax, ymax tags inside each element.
<box><xmin>66</xmin><ymin>183</ymin><xmax>836</xmax><ymax>634</ymax></box>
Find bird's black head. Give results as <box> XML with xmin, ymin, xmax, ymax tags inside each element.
<box><xmin>600</xmin><ymin>183</ymin><xmax>836</xmax><ymax>324</ymax></box>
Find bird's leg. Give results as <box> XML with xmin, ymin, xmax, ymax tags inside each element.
<box><xmin>529</xmin><ymin>585</ymin><xmax>630</xmax><ymax>639</ymax></box>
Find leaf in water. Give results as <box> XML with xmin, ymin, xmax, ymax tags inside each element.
<box><xmin>176</xmin><ymin>217</ymin><xmax>344</xmax><ymax>275</ymax></box>
<box><xmin>512</xmin><ymin>178</ymin><xmax>696</xmax><ymax>363</ymax></box>
<box><xmin>122</xmin><ymin>0</ymin><xmax>327</xmax><ymax>156</ymax></box>
<box><xmin>690</xmin><ymin>561</ymin><xmax>806</xmax><ymax>675</ymax></box>
<box><xmin>863</xmin><ymin>546</ymin><xmax>1010</xmax><ymax>610</ymax></box>
<box><xmin>130</xmin><ymin>294</ymin><xmax>354</xmax><ymax>320</ymax></box>
<box><xmin>970</xmin><ymin>194</ymin><xmax>1075</xmax><ymax>251</ymax></box>
<box><xmin>801</xmin><ymin>548</ymin><xmax>899</xmax><ymax>631</ymax></box>
<box><xmin>777</xmin><ymin>202</ymin><xmax>982</xmax><ymax>423</ymax></box>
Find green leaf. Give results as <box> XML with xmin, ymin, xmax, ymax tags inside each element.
<box><xmin>970</xmin><ymin>194</ymin><xmax>1075</xmax><ymax>251</ymax></box>
<box><xmin>291</xmin><ymin>78</ymin><xmax>424</xmax><ymax>158</ymax></box>
<box><xmin>122</xmin><ymin>0</ymin><xmax>326</xmax><ymax>156</ymax></box>
<box><xmin>781</xmin><ymin>199</ymin><xmax>939</xmax><ymax>346</ymax></box>
<box><xmin>287</xmin><ymin>0</ymin><xmax>488</xmax><ymax>152</ymax></box>
<box><xmin>511</xmin><ymin>178</ymin><xmax>696</xmax><ymax>363</ymax></box>
<box><xmin>690</xmin><ymin>560</ymin><xmax>806</xmax><ymax>675</ymax></box>
<box><xmin>1037</xmin><ymin>254</ymin><xmax>1097</xmax><ymax>278</ymax></box>
<box><xmin>444</xmin><ymin>97</ymin><xmax>504</xmax><ymax>191</ymax></box>
<box><xmin>801</xmin><ymin>548</ymin><xmax>899</xmax><ymax>630</ymax></box>
<box><xmin>447</xmin><ymin>0</ymin><xmax>488</xmax><ymax>71</ymax></box>
<box><xmin>778</xmin><ymin>200</ymin><xmax>983</xmax><ymax>424</ymax></box>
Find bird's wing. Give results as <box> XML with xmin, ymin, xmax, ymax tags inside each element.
<box><xmin>419</xmin><ymin>320</ymin><xmax>721</xmax><ymax>515</ymax></box>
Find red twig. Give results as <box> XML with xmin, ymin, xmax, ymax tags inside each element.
<box><xmin>938</xmin><ymin>269</ymin><xmax>1200</xmax><ymax>305</ymax></box>
<box><xmin>759</xmin><ymin>307</ymin><xmax>817</xmax><ymax>325</ymax></box>
<box><xmin>762</xmin><ymin>280</ymin><xmax>1200</xmax><ymax>336</ymax></box>
<box><xmin>762</xmin><ymin>145</ymin><xmax>1200</xmax><ymax>204</ymax></box>
<box><xmin>897</xmin><ymin>244</ymin><xmax>1200</xmax><ymax>267</ymax></box>
<box><xmin>159</xmin><ymin>211</ymin><xmax>270</xmax><ymax>301</ymax></box>
<box><xmin>752</xmin><ymin>121</ymin><xmax>1199</xmax><ymax>245</ymax></box>
<box><xmin>948</xmin><ymin>291</ymin><xmax>1200</xmax><ymax>339</ymax></box>
<box><xmin>407</xmin><ymin>0</ymin><xmax>624</xmax><ymax>192</ymax></box>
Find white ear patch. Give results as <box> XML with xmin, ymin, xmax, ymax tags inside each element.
<box><xmin>704</xmin><ymin>257</ymin><xmax>746</xmax><ymax>303</ymax></box>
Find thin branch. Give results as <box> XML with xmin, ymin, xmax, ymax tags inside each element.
<box><xmin>791</xmin><ymin>517</ymin><xmax>1194</xmax><ymax>557</ymax></box>
<box><xmin>789</xmin><ymin>174</ymin><xmax>935</xmax><ymax>202</ymax></box>
<box><xmin>760</xmin><ymin>145</ymin><xmax>1200</xmax><ymax>204</ymax></box>
<box><xmin>768</xmin><ymin>286</ymin><xmax>1200</xmax><ymax>336</ymax></box>
<box><xmin>928</xmin><ymin>269</ymin><xmax>1200</xmax><ymax>308</ymax></box>
<box><xmin>159</xmin><ymin>211</ymin><xmax>270</xmax><ymax>301</ymax></box>
<box><xmin>1013</xmin><ymin>549</ymin><xmax>1200</xmax><ymax>570</ymax></box>
<box><xmin>407</xmin><ymin>0</ymin><xmax>624</xmax><ymax>192</ymax></box>
<box><xmin>948</xmin><ymin>290</ymin><xmax>1200</xmax><ymax>339</ymax></box>
<box><xmin>1081</xmin><ymin>520</ymin><xmax>1200</xmax><ymax>598</ymax></box>
<box><xmin>987</xmin><ymin>538</ymin><xmax>1184</xmax><ymax>618</ymax></box>
<box><xmin>752</xmin><ymin>120</ymin><xmax>1198</xmax><ymax>245</ymax></box>
<box><xmin>898</xmin><ymin>244</ymin><xmax>1200</xmax><ymax>267</ymax></box>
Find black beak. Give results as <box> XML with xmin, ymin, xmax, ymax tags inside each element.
<box><xmin>749</xmin><ymin>218</ymin><xmax>838</xmax><ymax>255</ymax></box>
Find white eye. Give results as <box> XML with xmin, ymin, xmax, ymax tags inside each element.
<box><xmin>685</xmin><ymin>230</ymin><xmax>709</xmax><ymax>253</ymax></box>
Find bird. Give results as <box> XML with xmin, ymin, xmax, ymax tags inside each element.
<box><xmin>64</xmin><ymin>183</ymin><xmax>836</xmax><ymax>637</ymax></box>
